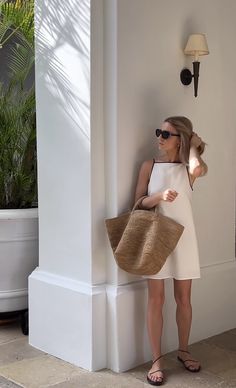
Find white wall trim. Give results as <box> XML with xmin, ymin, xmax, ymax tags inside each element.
<box><xmin>31</xmin><ymin>268</ymin><xmax>105</xmax><ymax>295</ymax></box>
<box><xmin>29</xmin><ymin>268</ymin><xmax>106</xmax><ymax>371</ymax></box>
<box><xmin>201</xmin><ymin>259</ymin><xmax>236</xmax><ymax>273</ymax></box>
<box><xmin>106</xmin><ymin>279</ymin><xmax>147</xmax><ymax>295</ymax></box>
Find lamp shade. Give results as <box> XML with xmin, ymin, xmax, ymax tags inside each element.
<box><xmin>184</xmin><ymin>34</ymin><xmax>209</xmax><ymax>58</ymax></box>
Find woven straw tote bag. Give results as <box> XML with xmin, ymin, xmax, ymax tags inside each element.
<box><xmin>105</xmin><ymin>197</ymin><xmax>184</xmax><ymax>275</ymax></box>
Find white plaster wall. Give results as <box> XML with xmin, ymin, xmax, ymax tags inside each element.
<box><xmin>115</xmin><ymin>0</ymin><xmax>236</xmax><ymax>276</ymax></box>
<box><xmin>104</xmin><ymin>0</ymin><xmax>236</xmax><ymax>371</ymax></box>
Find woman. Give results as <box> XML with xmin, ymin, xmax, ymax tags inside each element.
<box><xmin>134</xmin><ymin>116</ymin><xmax>207</xmax><ymax>386</ymax></box>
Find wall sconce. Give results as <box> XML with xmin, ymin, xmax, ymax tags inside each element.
<box><xmin>180</xmin><ymin>34</ymin><xmax>209</xmax><ymax>97</ymax></box>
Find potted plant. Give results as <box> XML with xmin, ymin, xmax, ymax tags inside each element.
<box><xmin>0</xmin><ymin>0</ymin><xmax>37</xmax><ymax>331</ymax></box>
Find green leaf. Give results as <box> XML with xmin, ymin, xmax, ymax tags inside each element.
<box><xmin>0</xmin><ymin>0</ymin><xmax>36</xmax><ymax>209</ymax></box>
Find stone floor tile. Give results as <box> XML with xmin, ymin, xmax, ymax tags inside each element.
<box><xmin>227</xmin><ymin>328</ymin><xmax>236</xmax><ymax>336</ymax></box>
<box><xmin>0</xmin><ymin>355</ymin><xmax>87</xmax><ymax>388</ymax></box>
<box><xmin>217</xmin><ymin>366</ymin><xmax>236</xmax><ymax>387</ymax></box>
<box><xmin>160</xmin><ymin>370</ymin><xmax>229</xmax><ymax>388</ymax></box>
<box><xmin>0</xmin><ymin>337</ymin><xmax>46</xmax><ymax>366</ymax></box>
<box><xmin>173</xmin><ymin>341</ymin><xmax>236</xmax><ymax>375</ymax></box>
<box><xmin>50</xmin><ymin>367</ymin><xmax>236</xmax><ymax>388</ymax></box>
<box><xmin>0</xmin><ymin>328</ymin><xmax>235</xmax><ymax>387</ymax></box>
<box><xmin>0</xmin><ymin>375</ymin><xmax>22</xmax><ymax>388</ymax></box>
<box><xmin>48</xmin><ymin>369</ymin><xmax>149</xmax><ymax>388</ymax></box>
<box><xmin>0</xmin><ymin>323</ymin><xmax>23</xmax><ymax>345</ymax></box>
<box><xmin>204</xmin><ymin>331</ymin><xmax>236</xmax><ymax>352</ymax></box>
<box><xmin>125</xmin><ymin>357</ymin><xmax>228</xmax><ymax>387</ymax></box>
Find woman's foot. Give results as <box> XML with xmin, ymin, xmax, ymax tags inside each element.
<box><xmin>147</xmin><ymin>355</ymin><xmax>164</xmax><ymax>386</ymax></box>
<box><xmin>177</xmin><ymin>349</ymin><xmax>201</xmax><ymax>372</ymax></box>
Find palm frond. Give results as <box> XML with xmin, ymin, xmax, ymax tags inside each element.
<box><xmin>0</xmin><ymin>86</ymin><xmax>37</xmax><ymax>208</ymax></box>
<box><xmin>0</xmin><ymin>0</ymin><xmax>36</xmax><ymax>209</ymax></box>
<box><xmin>0</xmin><ymin>0</ymin><xmax>34</xmax><ymax>46</ymax></box>
<box><xmin>8</xmin><ymin>41</ymin><xmax>34</xmax><ymax>85</ymax></box>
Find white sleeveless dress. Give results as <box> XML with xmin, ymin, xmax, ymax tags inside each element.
<box><xmin>144</xmin><ymin>162</ymin><xmax>200</xmax><ymax>280</ymax></box>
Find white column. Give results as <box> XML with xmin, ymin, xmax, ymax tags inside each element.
<box><xmin>103</xmin><ymin>0</ymin><xmax>152</xmax><ymax>372</ymax></box>
<box><xmin>29</xmin><ymin>0</ymin><xmax>106</xmax><ymax>371</ymax></box>
<box><xmin>30</xmin><ymin>0</ymin><xmax>236</xmax><ymax>374</ymax></box>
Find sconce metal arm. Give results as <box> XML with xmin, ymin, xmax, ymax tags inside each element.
<box><xmin>180</xmin><ymin>61</ymin><xmax>200</xmax><ymax>97</ymax></box>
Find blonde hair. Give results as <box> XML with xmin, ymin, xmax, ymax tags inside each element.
<box><xmin>164</xmin><ymin>116</ymin><xmax>205</xmax><ymax>164</ymax></box>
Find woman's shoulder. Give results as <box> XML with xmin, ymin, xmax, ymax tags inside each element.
<box><xmin>135</xmin><ymin>160</ymin><xmax>155</xmax><ymax>201</ymax></box>
<box><xmin>140</xmin><ymin>159</ymin><xmax>155</xmax><ymax>171</ymax></box>
<box><xmin>138</xmin><ymin>159</ymin><xmax>155</xmax><ymax>180</ymax></box>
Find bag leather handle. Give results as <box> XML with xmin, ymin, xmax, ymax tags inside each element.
<box><xmin>131</xmin><ymin>196</ymin><xmax>147</xmax><ymax>212</ymax></box>
<box><xmin>132</xmin><ymin>196</ymin><xmax>159</xmax><ymax>214</ymax></box>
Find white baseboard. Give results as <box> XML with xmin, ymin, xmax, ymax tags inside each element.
<box><xmin>29</xmin><ymin>268</ymin><xmax>106</xmax><ymax>371</ymax></box>
<box><xmin>28</xmin><ymin>261</ymin><xmax>236</xmax><ymax>372</ymax></box>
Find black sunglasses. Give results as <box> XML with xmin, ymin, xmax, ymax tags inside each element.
<box><xmin>155</xmin><ymin>128</ymin><xmax>180</xmax><ymax>140</ymax></box>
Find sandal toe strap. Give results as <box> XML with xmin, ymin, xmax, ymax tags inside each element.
<box><xmin>183</xmin><ymin>359</ymin><xmax>198</xmax><ymax>364</ymax></box>
<box><xmin>149</xmin><ymin>369</ymin><xmax>163</xmax><ymax>375</ymax></box>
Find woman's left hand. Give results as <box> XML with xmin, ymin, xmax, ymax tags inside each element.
<box><xmin>190</xmin><ymin>132</ymin><xmax>202</xmax><ymax>148</ymax></box>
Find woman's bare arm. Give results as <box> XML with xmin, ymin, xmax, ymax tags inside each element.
<box><xmin>134</xmin><ymin>160</ymin><xmax>178</xmax><ymax>209</ymax></box>
<box><xmin>134</xmin><ymin>160</ymin><xmax>152</xmax><ymax>201</ymax></box>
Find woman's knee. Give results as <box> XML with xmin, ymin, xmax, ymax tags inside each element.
<box><xmin>174</xmin><ymin>293</ymin><xmax>191</xmax><ymax>308</ymax></box>
<box><xmin>148</xmin><ymin>293</ymin><xmax>165</xmax><ymax>309</ymax></box>
<box><xmin>148</xmin><ymin>280</ymin><xmax>165</xmax><ymax>308</ymax></box>
<box><xmin>174</xmin><ymin>279</ymin><xmax>192</xmax><ymax>308</ymax></box>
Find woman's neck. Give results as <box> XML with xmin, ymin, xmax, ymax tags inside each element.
<box><xmin>158</xmin><ymin>150</ymin><xmax>180</xmax><ymax>163</ymax></box>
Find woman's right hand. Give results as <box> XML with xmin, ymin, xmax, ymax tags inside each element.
<box><xmin>140</xmin><ymin>189</ymin><xmax>178</xmax><ymax>208</ymax></box>
<box><xmin>162</xmin><ymin>189</ymin><xmax>178</xmax><ymax>202</ymax></box>
<box><xmin>190</xmin><ymin>132</ymin><xmax>202</xmax><ymax>149</ymax></box>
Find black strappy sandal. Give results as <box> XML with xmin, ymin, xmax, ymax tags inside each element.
<box><xmin>147</xmin><ymin>355</ymin><xmax>164</xmax><ymax>386</ymax></box>
<box><xmin>177</xmin><ymin>349</ymin><xmax>201</xmax><ymax>372</ymax></box>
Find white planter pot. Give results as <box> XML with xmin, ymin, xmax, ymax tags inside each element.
<box><xmin>0</xmin><ymin>208</ymin><xmax>38</xmax><ymax>312</ymax></box>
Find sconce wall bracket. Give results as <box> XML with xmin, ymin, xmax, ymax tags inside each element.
<box><xmin>180</xmin><ymin>62</ymin><xmax>200</xmax><ymax>97</ymax></box>
<box><xmin>180</xmin><ymin>68</ymin><xmax>192</xmax><ymax>85</ymax></box>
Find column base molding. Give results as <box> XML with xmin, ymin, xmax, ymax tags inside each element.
<box><xmin>29</xmin><ymin>261</ymin><xmax>236</xmax><ymax>372</ymax></box>
<box><xmin>29</xmin><ymin>268</ymin><xmax>106</xmax><ymax>371</ymax></box>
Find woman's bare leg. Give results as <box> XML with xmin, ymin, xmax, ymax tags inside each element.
<box><xmin>147</xmin><ymin>279</ymin><xmax>165</xmax><ymax>383</ymax></box>
<box><xmin>174</xmin><ymin>279</ymin><xmax>200</xmax><ymax>371</ymax></box>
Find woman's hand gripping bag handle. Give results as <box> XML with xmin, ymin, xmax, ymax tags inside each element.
<box><xmin>105</xmin><ymin>196</ymin><xmax>147</xmax><ymax>254</ymax></box>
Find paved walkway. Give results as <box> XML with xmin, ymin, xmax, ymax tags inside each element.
<box><xmin>0</xmin><ymin>320</ymin><xmax>236</xmax><ymax>387</ymax></box>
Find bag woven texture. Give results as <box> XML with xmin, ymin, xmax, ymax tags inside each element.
<box><xmin>105</xmin><ymin>197</ymin><xmax>184</xmax><ymax>275</ymax></box>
